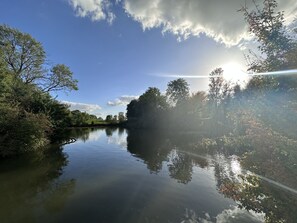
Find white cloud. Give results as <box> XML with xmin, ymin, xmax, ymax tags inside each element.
<box><xmin>108</xmin><ymin>133</ymin><xmax>127</xmax><ymax>148</ymax></box>
<box><xmin>107</xmin><ymin>95</ymin><xmax>139</xmax><ymax>106</ymax></box>
<box><xmin>181</xmin><ymin>206</ymin><xmax>264</xmax><ymax>223</ymax></box>
<box><xmin>67</xmin><ymin>0</ymin><xmax>297</xmax><ymax>46</ymax></box>
<box><xmin>68</xmin><ymin>0</ymin><xmax>115</xmax><ymax>23</ymax></box>
<box><xmin>87</xmin><ymin>130</ymin><xmax>103</xmax><ymax>141</ymax></box>
<box><xmin>216</xmin><ymin>206</ymin><xmax>264</xmax><ymax>223</ymax></box>
<box><xmin>61</xmin><ymin>100</ymin><xmax>102</xmax><ymax>116</ymax></box>
<box><xmin>120</xmin><ymin>0</ymin><xmax>297</xmax><ymax>46</ymax></box>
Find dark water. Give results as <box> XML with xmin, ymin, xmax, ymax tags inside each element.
<box><xmin>0</xmin><ymin>128</ymin><xmax>296</xmax><ymax>223</ymax></box>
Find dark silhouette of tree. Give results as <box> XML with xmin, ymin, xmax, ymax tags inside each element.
<box><xmin>118</xmin><ymin>112</ymin><xmax>125</xmax><ymax>122</ymax></box>
<box><xmin>166</xmin><ymin>78</ymin><xmax>190</xmax><ymax>106</ymax></box>
<box><xmin>105</xmin><ymin>115</ymin><xmax>113</xmax><ymax>122</ymax></box>
<box><xmin>127</xmin><ymin>87</ymin><xmax>168</xmax><ymax>128</ymax></box>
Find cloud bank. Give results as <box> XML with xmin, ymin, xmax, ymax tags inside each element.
<box><xmin>107</xmin><ymin>95</ymin><xmax>139</xmax><ymax>106</ymax></box>
<box><xmin>122</xmin><ymin>0</ymin><xmax>297</xmax><ymax>45</ymax></box>
<box><xmin>62</xmin><ymin>100</ymin><xmax>102</xmax><ymax>115</ymax></box>
<box><xmin>68</xmin><ymin>0</ymin><xmax>297</xmax><ymax>46</ymax></box>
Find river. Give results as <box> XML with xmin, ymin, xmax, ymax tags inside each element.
<box><xmin>0</xmin><ymin>127</ymin><xmax>296</xmax><ymax>223</ymax></box>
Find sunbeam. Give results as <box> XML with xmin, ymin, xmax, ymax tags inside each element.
<box><xmin>152</xmin><ymin>69</ymin><xmax>297</xmax><ymax>79</ymax></box>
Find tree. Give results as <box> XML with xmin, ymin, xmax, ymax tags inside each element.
<box><xmin>126</xmin><ymin>87</ymin><xmax>168</xmax><ymax>127</ymax></box>
<box><xmin>240</xmin><ymin>0</ymin><xmax>297</xmax><ymax>92</ymax></box>
<box><xmin>118</xmin><ymin>112</ymin><xmax>125</xmax><ymax>122</ymax></box>
<box><xmin>105</xmin><ymin>115</ymin><xmax>112</xmax><ymax>122</ymax></box>
<box><xmin>186</xmin><ymin>91</ymin><xmax>207</xmax><ymax>115</ymax></box>
<box><xmin>113</xmin><ymin>115</ymin><xmax>118</xmax><ymax>122</ymax></box>
<box><xmin>138</xmin><ymin>87</ymin><xmax>168</xmax><ymax>111</ymax></box>
<box><xmin>0</xmin><ymin>25</ymin><xmax>45</xmax><ymax>83</ymax></box>
<box><xmin>166</xmin><ymin>78</ymin><xmax>190</xmax><ymax>106</ymax></box>
<box><xmin>41</xmin><ymin>64</ymin><xmax>78</xmax><ymax>92</ymax></box>
<box><xmin>207</xmin><ymin>68</ymin><xmax>233</xmax><ymax>132</ymax></box>
<box><xmin>208</xmin><ymin>68</ymin><xmax>232</xmax><ymax>107</ymax></box>
<box><xmin>0</xmin><ymin>25</ymin><xmax>78</xmax><ymax>93</ymax></box>
<box><xmin>127</xmin><ymin>99</ymin><xmax>140</xmax><ymax>120</ymax></box>
<box><xmin>0</xmin><ymin>26</ymin><xmax>81</xmax><ymax>157</ymax></box>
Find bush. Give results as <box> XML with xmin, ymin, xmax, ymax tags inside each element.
<box><xmin>0</xmin><ymin>105</ymin><xmax>51</xmax><ymax>157</ymax></box>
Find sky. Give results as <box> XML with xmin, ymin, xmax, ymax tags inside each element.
<box><xmin>1</xmin><ymin>0</ymin><xmax>297</xmax><ymax>117</ymax></box>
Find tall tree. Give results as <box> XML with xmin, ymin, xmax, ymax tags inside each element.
<box><xmin>127</xmin><ymin>87</ymin><xmax>168</xmax><ymax>127</ymax></box>
<box><xmin>0</xmin><ymin>25</ymin><xmax>78</xmax><ymax>92</ymax></box>
<box><xmin>240</xmin><ymin>0</ymin><xmax>297</xmax><ymax>92</ymax></box>
<box><xmin>138</xmin><ymin>87</ymin><xmax>168</xmax><ymax>111</ymax></box>
<box><xmin>240</xmin><ymin>0</ymin><xmax>294</xmax><ymax>72</ymax></box>
<box><xmin>166</xmin><ymin>78</ymin><xmax>190</xmax><ymax>106</ymax></box>
<box><xmin>208</xmin><ymin>68</ymin><xmax>227</xmax><ymax>107</ymax></box>
<box><xmin>0</xmin><ymin>25</ymin><xmax>45</xmax><ymax>83</ymax></box>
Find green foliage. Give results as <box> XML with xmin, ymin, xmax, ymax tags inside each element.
<box><xmin>0</xmin><ymin>25</ymin><xmax>80</xmax><ymax>157</ymax></box>
<box><xmin>240</xmin><ymin>0</ymin><xmax>297</xmax><ymax>92</ymax></box>
<box><xmin>0</xmin><ymin>24</ymin><xmax>45</xmax><ymax>83</ymax></box>
<box><xmin>0</xmin><ymin>24</ymin><xmax>78</xmax><ymax>93</ymax></box>
<box><xmin>42</xmin><ymin>64</ymin><xmax>78</xmax><ymax>93</ymax></box>
<box><xmin>127</xmin><ymin>87</ymin><xmax>168</xmax><ymax>128</ymax></box>
<box><xmin>0</xmin><ymin>105</ymin><xmax>51</xmax><ymax>157</ymax></box>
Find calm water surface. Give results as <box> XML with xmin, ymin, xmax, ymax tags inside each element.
<box><xmin>0</xmin><ymin>128</ymin><xmax>296</xmax><ymax>223</ymax></box>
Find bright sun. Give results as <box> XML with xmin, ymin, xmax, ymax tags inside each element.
<box><xmin>221</xmin><ymin>62</ymin><xmax>249</xmax><ymax>84</ymax></box>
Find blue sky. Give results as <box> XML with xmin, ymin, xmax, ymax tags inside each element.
<box><xmin>1</xmin><ymin>0</ymin><xmax>296</xmax><ymax>117</ymax></box>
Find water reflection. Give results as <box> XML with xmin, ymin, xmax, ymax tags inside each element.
<box><xmin>180</xmin><ymin>207</ymin><xmax>264</xmax><ymax>223</ymax></box>
<box><xmin>168</xmin><ymin>150</ymin><xmax>193</xmax><ymax>184</ymax></box>
<box><xmin>127</xmin><ymin>130</ymin><xmax>171</xmax><ymax>173</ymax></box>
<box><xmin>219</xmin><ymin>175</ymin><xmax>297</xmax><ymax>223</ymax></box>
<box><xmin>1</xmin><ymin>128</ymin><xmax>296</xmax><ymax>223</ymax></box>
<box><xmin>0</xmin><ymin>146</ymin><xmax>75</xmax><ymax>223</ymax></box>
<box><xmin>124</xmin><ymin>128</ymin><xmax>297</xmax><ymax>223</ymax></box>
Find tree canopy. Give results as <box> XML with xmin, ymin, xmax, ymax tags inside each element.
<box><xmin>0</xmin><ymin>25</ymin><xmax>78</xmax><ymax>93</ymax></box>
<box><xmin>240</xmin><ymin>0</ymin><xmax>297</xmax><ymax>92</ymax></box>
<box><xmin>166</xmin><ymin>78</ymin><xmax>190</xmax><ymax>106</ymax></box>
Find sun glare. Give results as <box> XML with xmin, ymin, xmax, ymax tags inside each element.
<box><xmin>221</xmin><ymin>62</ymin><xmax>249</xmax><ymax>84</ymax></box>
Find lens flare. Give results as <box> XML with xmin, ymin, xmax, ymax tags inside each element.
<box><xmin>152</xmin><ymin>69</ymin><xmax>297</xmax><ymax>79</ymax></box>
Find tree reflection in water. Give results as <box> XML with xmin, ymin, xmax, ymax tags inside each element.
<box><xmin>0</xmin><ymin>145</ymin><xmax>75</xmax><ymax>223</ymax></box>
<box><xmin>168</xmin><ymin>150</ymin><xmax>193</xmax><ymax>184</ymax></box>
<box><xmin>123</xmin><ymin>128</ymin><xmax>297</xmax><ymax>223</ymax></box>
<box><xmin>127</xmin><ymin>130</ymin><xmax>172</xmax><ymax>173</ymax></box>
<box><xmin>219</xmin><ymin>174</ymin><xmax>297</xmax><ymax>223</ymax></box>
